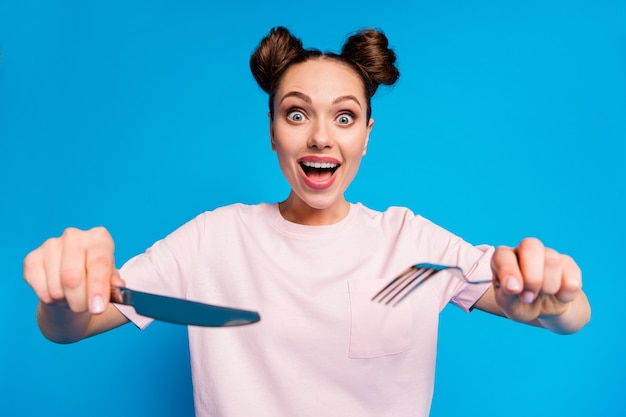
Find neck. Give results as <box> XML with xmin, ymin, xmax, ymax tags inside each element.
<box><xmin>278</xmin><ymin>193</ymin><xmax>350</xmax><ymax>226</ymax></box>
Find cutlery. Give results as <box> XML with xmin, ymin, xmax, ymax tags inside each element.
<box><xmin>111</xmin><ymin>286</ymin><xmax>260</xmax><ymax>327</ymax></box>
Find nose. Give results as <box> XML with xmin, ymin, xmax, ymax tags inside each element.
<box><xmin>307</xmin><ymin>120</ymin><xmax>333</xmax><ymax>150</ymax></box>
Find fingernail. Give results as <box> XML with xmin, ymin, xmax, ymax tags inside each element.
<box><xmin>521</xmin><ymin>291</ymin><xmax>536</xmax><ymax>304</ymax></box>
<box><xmin>90</xmin><ymin>295</ymin><xmax>104</xmax><ymax>314</ymax></box>
<box><xmin>505</xmin><ymin>277</ymin><xmax>522</xmax><ymax>292</ymax></box>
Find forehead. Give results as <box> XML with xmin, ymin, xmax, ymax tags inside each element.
<box><xmin>276</xmin><ymin>58</ymin><xmax>366</xmax><ymax>101</ymax></box>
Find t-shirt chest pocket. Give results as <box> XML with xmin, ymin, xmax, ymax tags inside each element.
<box><xmin>347</xmin><ymin>280</ymin><xmax>416</xmax><ymax>358</ymax></box>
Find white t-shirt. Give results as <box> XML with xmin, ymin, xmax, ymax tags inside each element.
<box><xmin>116</xmin><ymin>203</ymin><xmax>493</xmax><ymax>417</ymax></box>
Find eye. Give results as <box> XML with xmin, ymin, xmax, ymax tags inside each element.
<box><xmin>336</xmin><ymin>113</ymin><xmax>354</xmax><ymax>125</ymax></box>
<box><xmin>287</xmin><ymin>110</ymin><xmax>306</xmax><ymax>122</ymax></box>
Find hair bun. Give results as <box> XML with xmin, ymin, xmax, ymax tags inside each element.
<box><xmin>250</xmin><ymin>26</ymin><xmax>306</xmax><ymax>94</ymax></box>
<box><xmin>341</xmin><ymin>29</ymin><xmax>400</xmax><ymax>95</ymax></box>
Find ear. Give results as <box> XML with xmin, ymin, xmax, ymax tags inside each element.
<box><xmin>362</xmin><ymin>117</ymin><xmax>374</xmax><ymax>156</ymax></box>
<box><xmin>268</xmin><ymin>112</ymin><xmax>276</xmax><ymax>151</ymax></box>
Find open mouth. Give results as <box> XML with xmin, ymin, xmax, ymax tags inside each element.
<box><xmin>300</xmin><ymin>161</ymin><xmax>339</xmax><ymax>181</ymax></box>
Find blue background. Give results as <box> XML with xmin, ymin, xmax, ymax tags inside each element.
<box><xmin>1</xmin><ymin>1</ymin><xmax>624</xmax><ymax>416</ymax></box>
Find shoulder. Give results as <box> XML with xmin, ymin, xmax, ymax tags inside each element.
<box><xmin>152</xmin><ymin>202</ymin><xmax>273</xmax><ymax>254</ymax></box>
<box><xmin>355</xmin><ymin>203</ymin><xmax>425</xmax><ymax>226</ymax></box>
<box><xmin>194</xmin><ymin>202</ymin><xmax>275</xmax><ymax>230</ymax></box>
<box><xmin>354</xmin><ymin>203</ymin><xmax>457</xmax><ymax>241</ymax></box>
<box><xmin>201</xmin><ymin>202</ymin><xmax>273</xmax><ymax>220</ymax></box>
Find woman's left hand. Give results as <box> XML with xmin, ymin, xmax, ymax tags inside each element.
<box><xmin>490</xmin><ymin>237</ymin><xmax>583</xmax><ymax>324</ymax></box>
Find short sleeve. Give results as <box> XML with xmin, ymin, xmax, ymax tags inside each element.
<box><xmin>113</xmin><ymin>213</ymin><xmax>205</xmax><ymax>328</ymax></box>
<box><xmin>448</xmin><ymin>244</ymin><xmax>494</xmax><ymax>312</ymax></box>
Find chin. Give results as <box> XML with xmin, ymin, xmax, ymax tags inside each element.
<box><xmin>295</xmin><ymin>190</ymin><xmax>343</xmax><ymax>211</ymax></box>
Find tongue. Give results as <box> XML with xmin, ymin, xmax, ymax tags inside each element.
<box><xmin>307</xmin><ymin>168</ymin><xmax>333</xmax><ymax>182</ymax></box>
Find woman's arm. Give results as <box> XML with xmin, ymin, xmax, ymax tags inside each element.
<box><xmin>36</xmin><ymin>301</ymin><xmax>129</xmax><ymax>344</ymax></box>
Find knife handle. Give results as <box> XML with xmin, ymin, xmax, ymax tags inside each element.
<box><xmin>110</xmin><ymin>286</ymin><xmax>130</xmax><ymax>304</ymax></box>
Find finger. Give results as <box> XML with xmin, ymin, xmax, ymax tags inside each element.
<box><xmin>516</xmin><ymin>237</ymin><xmax>545</xmax><ymax>303</ymax></box>
<box><xmin>491</xmin><ymin>248</ymin><xmax>541</xmax><ymax>322</ymax></box>
<box><xmin>85</xmin><ymin>227</ymin><xmax>115</xmax><ymax>314</ymax></box>
<box><xmin>111</xmin><ymin>269</ymin><xmax>126</xmax><ymax>287</ymax></box>
<box><xmin>23</xmin><ymin>247</ymin><xmax>53</xmax><ymax>304</ymax></box>
<box><xmin>541</xmin><ymin>248</ymin><xmax>563</xmax><ymax>295</ymax></box>
<box><xmin>555</xmin><ymin>254</ymin><xmax>582</xmax><ymax>303</ymax></box>
<box><xmin>60</xmin><ymin>228</ymin><xmax>89</xmax><ymax>313</ymax></box>
<box><xmin>491</xmin><ymin>246</ymin><xmax>523</xmax><ymax>295</ymax></box>
<box><xmin>43</xmin><ymin>237</ymin><xmax>65</xmax><ymax>302</ymax></box>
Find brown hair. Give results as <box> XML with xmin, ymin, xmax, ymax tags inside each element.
<box><xmin>249</xmin><ymin>26</ymin><xmax>400</xmax><ymax>122</ymax></box>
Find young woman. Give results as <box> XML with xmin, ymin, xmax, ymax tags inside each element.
<box><xmin>23</xmin><ymin>27</ymin><xmax>591</xmax><ymax>416</ymax></box>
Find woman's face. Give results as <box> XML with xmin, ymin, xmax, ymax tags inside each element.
<box><xmin>270</xmin><ymin>58</ymin><xmax>373</xmax><ymax>223</ymax></box>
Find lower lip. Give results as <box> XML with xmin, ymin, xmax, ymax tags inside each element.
<box><xmin>299</xmin><ymin>166</ymin><xmax>338</xmax><ymax>190</ymax></box>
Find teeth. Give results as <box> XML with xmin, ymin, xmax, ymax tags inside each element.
<box><xmin>301</xmin><ymin>161</ymin><xmax>338</xmax><ymax>169</ymax></box>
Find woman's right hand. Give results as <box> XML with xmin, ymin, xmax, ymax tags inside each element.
<box><xmin>23</xmin><ymin>226</ymin><xmax>125</xmax><ymax>315</ymax></box>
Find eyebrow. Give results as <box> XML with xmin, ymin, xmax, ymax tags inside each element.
<box><xmin>279</xmin><ymin>91</ymin><xmax>362</xmax><ymax>108</ymax></box>
<box><xmin>279</xmin><ymin>91</ymin><xmax>311</xmax><ymax>104</ymax></box>
<box><xmin>333</xmin><ymin>95</ymin><xmax>362</xmax><ymax>108</ymax></box>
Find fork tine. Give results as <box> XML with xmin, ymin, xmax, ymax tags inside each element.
<box><xmin>388</xmin><ymin>268</ymin><xmax>439</xmax><ymax>305</ymax></box>
<box><xmin>372</xmin><ymin>265</ymin><xmax>440</xmax><ymax>306</ymax></box>
<box><xmin>372</xmin><ymin>266</ymin><xmax>424</xmax><ymax>303</ymax></box>
<box><xmin>371</xmin><ymin>266</ymin><xmax>415</xmax><ymax>302</ymax></box>
<box><xmin>373</xmin><ymin>262</ymin><xmax>493</xmax><ymax>307</ymax></box>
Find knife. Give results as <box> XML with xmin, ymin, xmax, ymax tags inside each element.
<box><xmin>110</xmin><ymin>286</ymin><xmax>260</xmax><ymax>327</ymax></box>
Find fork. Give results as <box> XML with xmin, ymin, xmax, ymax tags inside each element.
<box><xmin>371</xmin><ymin>263</ymin><xmax>492</xmax><ymax>306</ymax></box>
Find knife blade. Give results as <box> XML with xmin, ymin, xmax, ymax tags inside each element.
<box><xmin>110</xmin><ymin>286</ymin><xmax>260</xmax><ymax>327</ymax></box>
